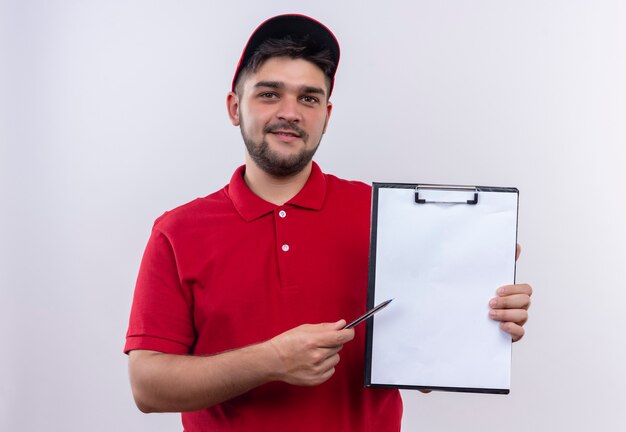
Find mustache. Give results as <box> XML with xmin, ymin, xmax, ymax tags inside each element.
<box><xmin>264</xmin><ymin>122</ymin><xmax>308</xmax><ymax>140</ymax></box>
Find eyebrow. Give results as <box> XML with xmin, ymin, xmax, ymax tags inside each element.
<box><xmin>301</xmin><ymin>86</ymin><xmax>326</xmax><ymax>97</ymax></box>
<box><xmin>254</xmin><ymin>81</ymin><xmax>327</xmax><ymax>97</ymax></box>
<box><xmin>254</xmin><ymin>80</ymin><xmax>283</xmax><ymax>89</ymax></box>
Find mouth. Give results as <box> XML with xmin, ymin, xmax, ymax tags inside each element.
<box><xmin>265</xmin><ymin>123</ymin><xmax>307</xmax><ymax>142</ymax></box>
<box><xmin>269</xmin><ymin>129</ymin><xmax>301</xmax><ymax>138</ymax></box>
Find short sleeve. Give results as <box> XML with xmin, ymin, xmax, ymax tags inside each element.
<box><xmin>124</xmin><ymin>227</ymin><xmax>196</xmax><ymax>354</ymax></box>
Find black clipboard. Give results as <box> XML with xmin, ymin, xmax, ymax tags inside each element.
<box><xmin>364</xmin><ymin>183</ymin><xmax>519</xmax><ymax>394</ymax></box>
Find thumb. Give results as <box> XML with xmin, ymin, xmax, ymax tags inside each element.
<box><xmin>330</xmin><ymin>319</ymin><xmax>347</xmax><ymax>330</ymax></box>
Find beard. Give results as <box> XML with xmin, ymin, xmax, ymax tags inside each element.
<box><xmin>240</xmin><ymin>119</ymin><xmax>322</xmax><ymax>177</ymax></box>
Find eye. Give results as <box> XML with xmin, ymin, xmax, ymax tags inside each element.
<box><xmin>300</xmin><ymin>95</ymin><xmax>320</xmax><ymax>104</ymax></box>
<box><xmin>258</xmin><ymin>92</ymin><xmax>279</xmax><ymax>100</ymax></box>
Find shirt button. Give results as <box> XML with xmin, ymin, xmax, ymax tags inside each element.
<box><xmin>278</xmin><ymin>210</ymin><xmax>287</xmax><ymax>218</ymax></box>
<box><xmin>281</xmin><ymin>244</ymin><xmax>290</xmax><ymax>252</ymax></box>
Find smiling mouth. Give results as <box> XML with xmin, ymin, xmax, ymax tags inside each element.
<box><xmin>271</xmin><ymin>131</ymin><xmax>300</xmax><ymax>138</ymax></box>
<box><xmin>265</xmin><ymin>123</ymin><xmax>307</xmax><ymax>141</ymax></box>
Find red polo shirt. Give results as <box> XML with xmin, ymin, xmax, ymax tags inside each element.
<box><xmin>125</xmin><ymin>162</ymin><xmax>402</xmax><ymax>431</ymax></box>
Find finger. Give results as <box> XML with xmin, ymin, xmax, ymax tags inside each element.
<box><xmin>499</xmin><ymin>321</ymin><xmax>525</xmax><ymax>342</ymax></box>
<box><xmin>300</xmin><ymin>364</ymin><xmax>337</xmax><ymax>386</ymax></box>
<box><xmin>489</xmin><ymin>294</ymin><xmax>531</xmax><ymax>310</ymax></box>
<box><xmin>313</xmin><ymin>345</ymin><xmax>343</xmax><ymax>364</ymax></box>
<box><xmin>330</xmin><ymin>319</ymin><xmax>347</xmax><ymax>330</ymax></box>
<box><xmin>313</xmin><ymin>364</ymin><xmax>337</xmax><ymax>385</ymax></box>
<box><xmin>322</xmin><ymin>352</ymin><xmax>341</xmax><ymax>370</ymax></box>
<box><xmin>515</xmin><ymin>243</ymin><xmax>522</xmax><ymax>261</ymax></box>
<box><xmin>308</xmin><ymin>353</ymin><xmax>341</xmax><ymax>384</ymax></box>
<box><xmin>308</xmin><ymin>349</ymin><xmax>340</xmax><ymax>368</ymax></box>
<box><xmin>489</xmin><ymin>308</ymin><xmax>528</xmax><ymax>325</ymax></box>
<box><xmin>497</xmin><ymin>283</ymin><xmax>532</xmax><ymax>297</ymax></box>
<box><xmin>307</xmin><ymin>320</ymin><xmax>349</xmax><ymax>333</ymax></box>
<box><xmin>318</xmin><ymin>329</ymin><xmax>354</xmax><ymax>348</ymax></box>
<box><xmin>337</xmin><ymin>328</ymin><xmax>355</xmax><ymax>344</ymax></box>
<box><xmin>313</xmin><ymin>320</ymin><xmax>347</xmax><ymax>331</ymax></box>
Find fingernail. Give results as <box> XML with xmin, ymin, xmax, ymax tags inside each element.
<box><xmin>489</xmin><ymin>298</ymin><xmax>497</xmax><ymax>308</ymax></box>
<box><xmin>497</xmin><ymin>287</ymin><xmax>505</xmax><ymax>295</ymax></box>
<box><xmin>489</xmin><ymin>310</ymin><xmax>497</xmax><ymax>318</ymax></box>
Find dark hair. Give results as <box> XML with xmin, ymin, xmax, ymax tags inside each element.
<box><xmin>234</xmin><ymin>36</ymin><xmax>336</xmax><ymax>95</ymax></box>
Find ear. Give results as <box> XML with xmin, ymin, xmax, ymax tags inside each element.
<box><xmin>226</xmin><ymin>92</ymin><xmax>240</xmax><ymax>126</ymax></box>
<box><xmin>322</xmin><ymin>101</ymin><xmax>333</xmax><ymax>134</ymax></box>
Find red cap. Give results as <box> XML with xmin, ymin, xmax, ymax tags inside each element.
<box><xmin>231</xmin><ymin>14</ymin><xmax>340</xmax><ymax>96</ymax></box>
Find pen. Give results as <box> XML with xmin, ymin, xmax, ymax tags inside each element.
<box><xmin>343</xmin><ymin>299</ymin><xmax>393</xmax><ymax>329</ymax></box>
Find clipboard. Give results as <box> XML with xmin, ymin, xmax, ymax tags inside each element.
<box><xmin>364</xmin><ymin>183</ymin><xmax>519</xmax><ymax>394</ymax></box>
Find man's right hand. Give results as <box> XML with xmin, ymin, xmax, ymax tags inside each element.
<box><xmin>267</xmin><ymin>319</ymin><xmax>355</xmax><ymax>386</ymax></box>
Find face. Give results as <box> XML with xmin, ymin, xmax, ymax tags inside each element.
<box><xmin>227</xmin><ymin>57</ymin><xmax>333</xmax><ymax>177</ymax></box>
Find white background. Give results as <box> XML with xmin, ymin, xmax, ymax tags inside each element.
<box><xmin>1</xmin><ymin>1</ymin><xmax>625</xmax><ymax>430</ymax></box>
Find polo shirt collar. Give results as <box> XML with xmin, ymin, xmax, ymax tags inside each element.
<box><xmin>228</xmin><ymin>162</ymin><xmax>327</xmax><ymax>222</ymax></box>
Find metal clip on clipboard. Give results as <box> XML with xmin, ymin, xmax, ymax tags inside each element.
<box><xmin>415</xmin><ymin>184</ymin><xmax>479</xmax><ymax>205</ymax></box>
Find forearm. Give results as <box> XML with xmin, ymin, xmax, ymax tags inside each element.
<box><xmin>128</xmin><ymin>321</ymin><xmax>354</xmax><ymax>413</ymax></box>
<box><xmin>129</xmin><ymin>342</ymin><xmax>279</xmax><ymax>413</ymax></box>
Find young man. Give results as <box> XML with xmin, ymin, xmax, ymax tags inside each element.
<box><xmin>125</xmin><ymin>14</ymin><xmax>532</xmax><ymax>432</ymax></box>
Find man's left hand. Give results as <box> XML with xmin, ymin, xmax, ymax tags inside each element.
<box><xmin>488</xmin><ymin>244</ymin><xmax>532</xmax><ymax>342</ymax></box>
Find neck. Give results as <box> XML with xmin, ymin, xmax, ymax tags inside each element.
<box><xmin>243</xmin><ymin>156</ymin><xmax>313</xmax><ymax>205</ymax></box>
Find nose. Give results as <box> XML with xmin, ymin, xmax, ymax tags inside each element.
<box><xmin>275</xmin><ymin>96</ymin><xmax>302</xmax><ymax>123</ymax></box>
